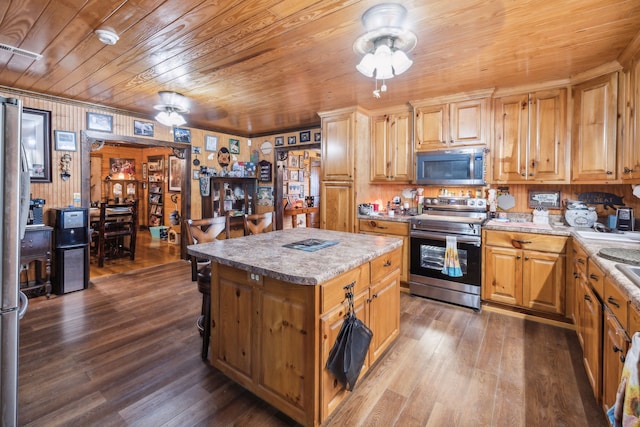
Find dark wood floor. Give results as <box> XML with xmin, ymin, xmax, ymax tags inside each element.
<box><xmin>89</xmin><ymin>228</ymin><xmax>182</xmax><ymax>279</ymax></box>
<box><xmin>20</xmin><ymin>260</ymin><xmax>608</xmax><ymax>426</ymax></box>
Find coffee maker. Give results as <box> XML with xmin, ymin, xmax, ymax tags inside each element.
<box><xmin>28</xmin><ymin>198</ymin><xmax>45</xmax><ymax>225</ymax></box>
<box><xmin>616</xmin><ymin>207</ymin><xmax>635</xmax><ymax>231</ymax></box>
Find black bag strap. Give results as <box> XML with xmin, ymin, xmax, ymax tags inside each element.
<box><xmin>343</xmin><ymin>281</ymin><xmax>356</xmax><ymax>317</ymax></box>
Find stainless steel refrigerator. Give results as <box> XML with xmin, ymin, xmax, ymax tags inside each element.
<box><xmin>1</xmin><ymin>97</ymin><xmax>31</xmax><ymax>426</ymax></box>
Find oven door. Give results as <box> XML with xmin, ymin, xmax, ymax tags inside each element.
<box><xmin>410</xmin><ymin>230</ymin><xmax>482</xmax><ymax>286</ymax></box>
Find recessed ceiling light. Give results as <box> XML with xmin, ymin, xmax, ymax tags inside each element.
<box><xmin>95</xmin><ymin>29</ymin><xmax>119</xmax><ymax>46</ymax></box>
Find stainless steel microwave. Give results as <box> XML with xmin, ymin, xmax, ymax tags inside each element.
<box><xmin>415</xmin><ymin>148</ymin><xmax>486</xmax><ymax>186</ymax></box>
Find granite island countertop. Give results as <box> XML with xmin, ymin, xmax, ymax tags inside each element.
<box><xmin>187</xmin><ymin>227</ymin><xmax>402</xmax><ymax>286</ymax></box>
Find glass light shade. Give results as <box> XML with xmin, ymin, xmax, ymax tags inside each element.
<box><xmin>391</xmin><ymin>49</ymin><xmax>413</xmax><ymax>75</ymax></box>
<box><xmin>356</xmin><ymin>53</ymin><xmax>376</xmax><ymax>77</ymax></box>
<box><xmin>373</xmin><ymin>44</ymin><xmax>394</xmax><ymax>79</ymax></box>
<box><xmin>155</xmin><ymin>110</ymin><xmax>186</xmax><ymax>127</ymax></box>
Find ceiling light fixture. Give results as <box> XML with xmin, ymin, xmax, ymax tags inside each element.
<box><xmin>95</xmin><ymin>29</ymin><xmax>120</xmax><ymax>46</ymax></box>
<box><xmin>353</xmin><ymin>3</ymin><xmax>417</xmax><ymax>97</ymax></box>
<box><xmin>153</xmin><ymin>91</ymin><xmax>190</xmax><ymax>127</ymax></box>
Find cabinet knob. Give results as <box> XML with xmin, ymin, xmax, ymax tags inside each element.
<box><xmin>516</xmin><ymin>255</ymin><xmax>521</xmax><ymax>260</ymax></box>
<box><xmin>624</xmin><ymin>167</ymin><xmax>632</xmax><ymax>174</ymax></box>
<box><xmin>524</xmin><ymin>256</ymin><xmax>529</xmax><ymax>261</ymax></box>
<box><xmin>383</xmin><ymin>260</ymin><xmax>392</xmax><ymax>267</ymax></box>
<box><xmin>606</xmin><ymin>171</ymin><xmax>613</xmax><ymax>175</ymax></box>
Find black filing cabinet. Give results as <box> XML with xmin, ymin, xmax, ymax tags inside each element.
<box><xmin>51</xmin><ymin>207</ymin><xmax>89</xmax><ymax>294</ymax></box>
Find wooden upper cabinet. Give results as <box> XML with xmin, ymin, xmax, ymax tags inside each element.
<box><xmin>492</xmin><ymin>89</ymin><xmax>567</xmax><ymax>183</ymax></box>
<box><xmin>449</xmin><ymin>98</ymin><xmax>488</xmax><ymax>147</ymax></box>
<box><xmin>370</xmin><ymin>111</ymin><xmax>412</xmax><ymax>183</ymax></box>
<box><xmin>321</xmin><ymin>111</ymin><xmax>355</xmax><ymax>181</ymax></box>
<box><xmin>414</xmin><ymin>104</ymin><xmax>448</xmax><ymax>150</ymax></box>
<box><xmin>571</xmin><ymin>72</ymin><xmax>618</xmax><ymax>182</ymax></box>
<box><xmin>621</xmin><ymin>61</ymin><xmax>640</xmax><ymax>180</ymax></box>
<box><xmin>414</xmin><ymin>97</ymin><xmax>489</xmax><ymax>151</ymax></box>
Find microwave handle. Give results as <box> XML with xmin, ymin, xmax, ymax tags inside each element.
<box><xmin>410</xmin><ymin>230</ymin><xmax>481</xmax><ymax>247</ymax></box>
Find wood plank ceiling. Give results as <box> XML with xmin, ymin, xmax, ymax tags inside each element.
<box><xmin>1</xmin><ymin>0</ymin><xmax>639</xmax><ymax>137</ymax></box>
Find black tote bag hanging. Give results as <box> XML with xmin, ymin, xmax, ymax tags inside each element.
<box><xmin>325</xmin><ymin>282</ymin><xmax>373</xmax><ymax>391</ymax></box>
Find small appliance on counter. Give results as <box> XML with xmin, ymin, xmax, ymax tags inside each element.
<box><xmin>616</xmin><ymin>207</ymin><xmax>635</xmax><ymax>231</ymax></box>
<box><xmin>28</xmin><ymin>198</ymin><xmax>45</xmax><ymax>225</ymax></box>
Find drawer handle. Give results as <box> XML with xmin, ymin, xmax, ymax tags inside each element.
<box><xmin>584</xmin><ymin>294</ymin><xmax>592</xmax><ymax>302</ymax></box>
<box><xmin>376</xmin><ymin>225</ymin><xmax>389</xmax><ymax>229</ymax></box>
<box><xmin>383</xmin><ymin>260</ymin><xmax>392</xmax><ymax>267</ymax></box>
<box><xmin>589</xmin><ymin>274</ymin><xmax>599</xmax><ymax>281</ymax></box>
<box><xmin>578</xmin><ymin>259</ymin><xmax>585</xmax><ymax>265</ymax></box>
<box><xmin>514</xmin><ymin>240</ymin><xmax>532</xmax><ymax>244</ymax></box>
<box><xmin>607</xmin><ymin>296</ymin><xmax>620</xmax><ymax>308</ymax></box>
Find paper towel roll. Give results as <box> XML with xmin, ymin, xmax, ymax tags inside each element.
<box><xmin>633</xmin><ymin>185</ymin><xmax>640</xmax><ymax>199</ymax></box>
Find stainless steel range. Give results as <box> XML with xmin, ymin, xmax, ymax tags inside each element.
<box><xmin>409</xmin><ymin>196</ymin><xmax>487</xmax><ymax>311</ymax></box>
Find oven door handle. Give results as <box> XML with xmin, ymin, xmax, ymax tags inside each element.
<box><xmin>410</xmin><ymin>230</ymin><xmax>481</xmax><ymax>247</ymax></box>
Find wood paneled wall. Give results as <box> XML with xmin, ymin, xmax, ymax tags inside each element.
<box><xmin>1</xmin><ymin>88</ymin><xmax>320</xmax><ymax>228</ymax></box>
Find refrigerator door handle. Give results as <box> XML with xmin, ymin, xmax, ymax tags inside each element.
<box><xmin>18</xmin><ymin>291</ymin><xmax>28</xmax><ymax>319</ymax></box>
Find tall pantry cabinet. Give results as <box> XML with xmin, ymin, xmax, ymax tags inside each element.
<box><xmin>318</xmin><ymin>106</ymin><xmax>370</xmax><ymax>233</ymax></box>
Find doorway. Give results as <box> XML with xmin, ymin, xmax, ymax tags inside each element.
<box><xmin>274</xmin><ymin>143</ymin><xmax>321</xmax><ymax>230</ymax></box>
<box><xmin>82</xmin><ymin>131</ymin><xmax>191</xmax><ymax>278</ymax></box>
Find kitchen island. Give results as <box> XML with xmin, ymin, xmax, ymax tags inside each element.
<box><xmin>187</xmin><ymin>228</ymin><xmax>403</xmax><ymax>427</ymax></box>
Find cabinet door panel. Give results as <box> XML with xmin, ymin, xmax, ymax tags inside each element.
<box><xmin>523</xmin><ymin>251</ymin><xmax>565</xmax><ymax>314</ymax></box>
<box><xmin>320</xmin><ymin>182</ymin><xmax>353</xmax><ymax>232</ymax></box>
<box><xmin>390</xmin><ymin>113</ymin><xmax>412</xmax><ymax>181</ymax></box>
<box><xmin>572</xmin><ymin>73</ymin><xmax>618</xmax><ymax>181</ymax></box>
<box><xmin>484</xmin><ymin>246</ymin><xmax>522</xmax><ymax>305</ymax></box>
<box><xmin>369</xmin><ymin>271</ymin><xmax>400</xmax><ymax>362</ymax></box>
<box><xmin>371</xmin><ymin>115</ymin><xmax>390</xmax><ymax>181</ymax></box>
<box><xmin>258</xmin><ymin>286</ymin><xmax>310</xmax><ymax>410</ymax></box>
<box><xmin>582</xmin><ymin>282</ymin><xmax>602</xmax><ymax>400</ymax></box>
<box><xmin>493</xmin><ymin>95</ymin><xmax>528</xmax><ymax>181</ymax></box>
<box><xmin>322</xmin><ymin>114</ymin><xmax>353</xmax><ymax>180</ymax></box>
<box><xmin>216</xmin><ymin>276</ymin><xmax>254</xmax><ymax>378</ymax></box>
<box><xmin>450</xmin><ymin>99</ymin><xmax>486</xmax><ymax>146</ymax></box>
<box><xmin>320</xmin><ymin>292</ymin><xmax>368</xmax><ymax>420</ymax></box>
<box><xmin>415</xmin><ymin>105</ymin><xmax>447</xmax><ymax>150</ymax></box>
<box><xmin>531</xmin><ymin>89</ymin><xmax>566</xmax><ymax>181</ymax></box>
<box><xmin>602</xmin><ymin>308</ymin><xmax>630</xmax><ymax>412</ymax></box>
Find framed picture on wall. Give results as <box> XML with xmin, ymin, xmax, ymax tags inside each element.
<box><xmin>288</xmin><ymin>136</ymin><xmax>296</xmax><ymax>145</ymax></box>
<box><xmin>23</xmin><ymin>107</ymin><xmax>52</xmax><ymax>182</ymax></box>
<box><xmin>168</xmin><ymin>155</ymin><xmax>184</xmax><ymax>192</ymax></box>
<box><xmin>299</xmin><ymin>131</ymin><xmax>310</xmax><ymax>142</ymax></box>
<box><xmin>173</xmin><ymin>127</ymin><xmax>191</xmax><ymax>143</ymax></box>
<box><xmin>133</xmin><ymin>120</ymin><xmax>154</xmax><ymax>136</ymax></box>
<box><xmin>275</xmin><ymin>136</ymin><xmax>284</xmax><ymax>146</ymax></box>
<box><xmin>86</xmin><ymin>112</ymin><xmax>113</xmax><ymax>132</ymax></box>
<box><xmin>205</xmin><ymin>135</ymin><xmax>218</xmax><ymax>151</ymax></box>
<box><xmin>54</xmin><ymin>130</ymin><xmax>77</xmax><ymax>151</ymax></box>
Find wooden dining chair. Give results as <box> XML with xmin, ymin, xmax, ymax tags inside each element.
<box><xmin>185</xmin><ymin>216</ymin><xmax>229</xmax><ymax>360</ymax></box>
<box><xmin>244</xmin><ymin>211</ymin><xmax>274</xmax><ymax>235</ymax></box>
<box><xmin>94</xmin><ymin>201</ymin><xmax>138</xmax><ymax>268</ymax></box>
<box><xmin>185</xmin><ymin>216</ymin><xmax>230</xmax><ymax>281</ymax></box>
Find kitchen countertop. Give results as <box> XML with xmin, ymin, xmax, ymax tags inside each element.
<box><xmin>357</xmin><ymin>212</ymin><xmax>414</xmax><ymax>223</ymax></box>
<box><xmin>187</xmin><ymin>227</ymin><xmax>402</xmax><ymax>285</ymax></box>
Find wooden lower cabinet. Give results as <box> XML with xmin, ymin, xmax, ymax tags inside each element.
<box><xmin>580</xmin><ymin>278</ymin><xmax>603</xmax><ymax>401</ymax></box>
<box><xmin>210</xmin><ymin>248</ymin><xmax>401</xmax><ymax>427</ymax></box>
<box><xmin>602</xmin><ymin>307</ymin><xmax>630</xmax><ymax>411</ymax></box>
<box><xmin>320</xmin><ymin>181</ymin><xmax>353</xmax><ymax>232</ymax></box>
<box><xmin>483</xmin><ymin>230</ymin><xmax>566</xmax><ymax>314</ymax></box>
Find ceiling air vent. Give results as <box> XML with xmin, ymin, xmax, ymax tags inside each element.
<box><xmin>0</xmin><ymin>43</ymin><xmax>42</xmax><ymax>60</ymax></box>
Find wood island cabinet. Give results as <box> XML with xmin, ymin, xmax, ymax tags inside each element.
<box><xmin>492</xmin><ymin>89</ymin><xmax>568</xmax><ymax>183</ymax></box>
<box><xmin>412</xmin><ymin>95</ymin><xmax>490</xmax><ymax>151</ymax></box>
<box><xmin>571</xmin><ymin>72</ymin><xmax>618</xmax><ymax>182</ymax></box>
<box><xmin>208</xmin><ymin>247</ymin><xmax>401</xmax><ymax>427</ymax></box>
<box><xmin>483</xmin><ymin>230</ymin><xmax>567</xmax><ymax>315</ymax></box>
<box><xmin>370</xmin><ymin>110</ymin><xmax>412</xmax><ymax>183</ymax></box>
